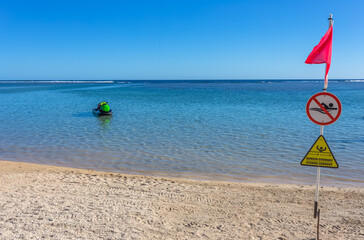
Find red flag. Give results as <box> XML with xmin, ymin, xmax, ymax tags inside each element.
<box><xmin>305</xmin><ymin>26</ymin><xmax>333</xmax><ymax>87</ymax></box>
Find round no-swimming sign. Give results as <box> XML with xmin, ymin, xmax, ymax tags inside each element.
<box><xmin>306</xmin><ymin>92</ymin><xmax>342</xmax><ymax>126</ymax></box>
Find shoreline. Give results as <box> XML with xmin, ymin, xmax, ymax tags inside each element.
<box><xmin>4</xmin><ymin>159</ymin><xmax>364</xmax><ymax>188</ymax></box>
<box><xmin>1</xmin><ymin>160</ymin><xmax>363</xmax><ymax>239</ymax></box>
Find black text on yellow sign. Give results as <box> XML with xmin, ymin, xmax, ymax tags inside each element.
<box><xmin>301</xmin><ymin>135</ymin><xmax>339</xmax><ymax>168</ymax></box>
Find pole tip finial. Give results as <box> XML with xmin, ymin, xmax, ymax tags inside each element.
<box><xmin>328</xmin><ymin>14</ymin><xmax>333</xmax><ymax>20</ymax></box>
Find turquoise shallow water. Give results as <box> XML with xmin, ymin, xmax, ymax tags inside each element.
<box><xmin>1</xmin><ymin>80</ymin><xmax>363</xmax><ymax>187</ymax></box>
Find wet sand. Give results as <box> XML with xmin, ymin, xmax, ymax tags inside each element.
<box><xmin>0</xmin><ymin>160</ymin><xmax>363</xmax><ymax>239</ymax></box>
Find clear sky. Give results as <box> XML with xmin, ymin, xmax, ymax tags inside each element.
<box><xmin>0</xmin><ymin>0</ymin><xmax>363</xmax><ymax>80</ymax></box>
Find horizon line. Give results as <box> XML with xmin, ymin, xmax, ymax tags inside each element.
<box><xmin>1</xmin><ymin>78</ymin><xmax>363</xmax><ymax>81</ymax></box>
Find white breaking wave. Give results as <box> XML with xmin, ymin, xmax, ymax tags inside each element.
<box><xmin>344</xmin><ymin>79</ymin><xmax>364</xmax><ymax>82</ymax></box>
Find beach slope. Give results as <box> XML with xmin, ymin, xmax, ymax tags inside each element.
<box><xmin>0</xmin><ymin>160</ymin><xmax>363</xmax><ymax>239</ymax></box>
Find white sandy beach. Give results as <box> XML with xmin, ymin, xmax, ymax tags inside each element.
<box><xmin>0</xmin><ymin>160</ymin><xmax>363</xmax><ymax>240</ymax></box>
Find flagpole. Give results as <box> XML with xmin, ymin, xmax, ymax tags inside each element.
<box><xmin>323</xmin><ymin>14</ymin><xmax>334</xmax><ymax>91</ymax></box>
<box><xmin>314</xmin><ymin>14</ymin><xmax>333</xmax><ymax>220</ymax></box>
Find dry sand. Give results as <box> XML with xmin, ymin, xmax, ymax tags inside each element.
<box><xmin>0</xmin><ymin>160</ymin><xmax>363</xmax><ymax>240</ymax></box>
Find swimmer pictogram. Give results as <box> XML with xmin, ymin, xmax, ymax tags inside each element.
<box><xmin>310</xmin><ymin>102</ymin><xmax>337</xmax><ymax>114</ymax></box>
<box><xmin>306</xmin><ymin>92</ymin><xmax>342</xmax><ymax>126</ymax></box>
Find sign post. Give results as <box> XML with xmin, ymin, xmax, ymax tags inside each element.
<box><xmin>304</xmin><ymin>90</ymin><xmax>341</xmax><ymax>219</ymax></box>
<box><xmin>303</xmin><ymin>14</ymin><xmax>340</xmax><ymax>240</ymax></box>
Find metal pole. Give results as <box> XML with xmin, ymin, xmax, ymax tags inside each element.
<box><xmin>314</xmin><ymin>126</ymin><xmax>323</xmax><ymax>218</ymax></box>
<box><xmin>314</xmin><ymin>14</ymin><xmax>333</xmax><ymax>219</ymax></box>
<box><xmin>329</xmin><ymin>14</ymin><xmax>333</xmax><ymax>27</ymax></box>
<box><xmin>314</xmin><ymin>168</ymin><xmax>320</xmax><ymax>218</ymax></box>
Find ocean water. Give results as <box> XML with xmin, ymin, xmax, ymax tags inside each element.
<box><xmin>1</xmin><ymin>80</ymin><xmax>363</xmax><ymax>187</ymax></box>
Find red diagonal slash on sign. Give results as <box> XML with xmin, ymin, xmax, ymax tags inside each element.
<box><xmin>312</xmin><ymin>97</ymin><xmax>334</xmax><ymax>120</ymax></box>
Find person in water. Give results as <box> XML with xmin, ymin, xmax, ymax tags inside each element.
<box><xmin>96</xmin><ymin>102</ymin><xmax>111</xmax><ymax>112</ymax></box>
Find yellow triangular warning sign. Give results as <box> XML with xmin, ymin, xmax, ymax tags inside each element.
<box><xmin>301</xmin><ymin>135</ymin><xmax>339</xmax><ymax>168</ymax></box>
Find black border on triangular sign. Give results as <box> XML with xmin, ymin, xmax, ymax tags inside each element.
<box><xmin>300</xmin><ymin>135</ymin><xmax>339</xmax><ymax>168</ymax></box>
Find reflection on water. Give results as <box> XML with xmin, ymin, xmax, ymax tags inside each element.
<box><xmin>97</xmin><ymin>115</ymin><xmax>112</xmax><ymax>130</ymax></box>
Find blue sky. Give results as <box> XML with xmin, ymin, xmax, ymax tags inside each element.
<box><xmin>0</xmin><ymin>0</ymin><xmax>363</xmax><ymax>80</ymax></box>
